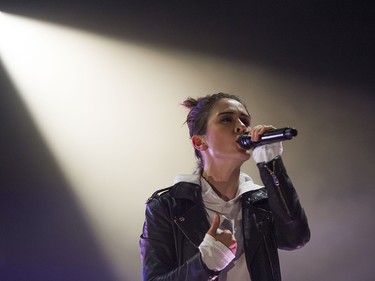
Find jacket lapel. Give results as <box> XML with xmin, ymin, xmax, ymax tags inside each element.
<box><xmin>242</xmin><ymin>189</ymin><xmax>271</xmax><ymax>265</ymax></box>
<box><xmin>174</xmin><ymin>203</ymin><xmax>210</xmax><ymax>248</ymax></box>
<box><xmin>170</xmin><ymin>182</ymin><xmax>210</xmax><ymax>248</ymax></box>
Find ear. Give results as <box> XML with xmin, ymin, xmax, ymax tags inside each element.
<box><xmin>191</xmin><ymin>135</ymin><xmax>207</xmax><ymax>151</ymax></box>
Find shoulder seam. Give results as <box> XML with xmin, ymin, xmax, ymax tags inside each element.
<box><xmin>145</xmin><ymin>186</ymin><xmax>172</xmax><ymax>204</ymax></box>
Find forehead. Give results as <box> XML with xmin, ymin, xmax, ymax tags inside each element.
<box><xmin>211</xmin><ymin>98</ymin><xmax>249</xmax><ymax>115</ymax></box>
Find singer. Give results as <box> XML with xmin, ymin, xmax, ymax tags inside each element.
<box><xmin>140</xmin><ymin>93</ymin><xmax>310</xmax><ymax>281</ymax></box>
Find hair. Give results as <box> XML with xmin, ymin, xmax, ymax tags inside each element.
<box><xmin>182</xmin><ymin>92</ymin><xmax>248</xmax><ymax>169</ymax></box>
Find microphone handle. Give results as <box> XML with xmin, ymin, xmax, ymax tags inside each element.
<box><xmin>237</xmin><ymin>127</ymin><xmax>298</xmax><ymax>149</ymax></box>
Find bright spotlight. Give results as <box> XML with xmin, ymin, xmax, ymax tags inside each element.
<box><xmin>0</xmin><ymin>12</ymin><xmax>159</xmax><ymax>281</ymax></box>
<box><xmin>0</xmin><ymin>11</ymin><xmax>199</xmax><ymax>281</ymax></box>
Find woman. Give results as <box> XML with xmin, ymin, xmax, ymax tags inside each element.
<box><xmin>140</xmin><ymin>93</ymin><xmax>310</xmax><ymax>281</ymax></box>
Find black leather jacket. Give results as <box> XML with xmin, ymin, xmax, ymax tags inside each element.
<box><xmin>140</xmin><ymin>157</ymin><xmax>310</xmax><ymax>281</ymax></box>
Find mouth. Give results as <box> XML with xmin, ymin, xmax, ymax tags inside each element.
<box><xmin>236</xmin><ymin>134</ymin><xmax>252</xmax><ymax>150</ymax></box>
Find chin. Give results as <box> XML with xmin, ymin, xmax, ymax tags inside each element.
<box><xmin>241</xmin><ymin>148</ymin><xmax>251</xmax><ymax>156</ymax></box>
<box><xmin>240</xmin><ymin>150</ymin><xmax>251</xmax><ymax>160</ymax></box>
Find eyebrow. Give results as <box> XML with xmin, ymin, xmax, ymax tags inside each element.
<box><xmin>218</xmin><ymin>111</ymin><xmax>250</xmax><ymax>118</ymax></box>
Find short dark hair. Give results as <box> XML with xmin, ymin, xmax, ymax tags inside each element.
<box><xmin>182</xmin><ymin>92</ymin><xmax>248</xmax><ymax>169</ymax></box>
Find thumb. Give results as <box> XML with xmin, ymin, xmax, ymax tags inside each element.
<box><xmin>207</xmin><ymin>213</ymin><xmax>221</xmax><ymax>237</ymax></box>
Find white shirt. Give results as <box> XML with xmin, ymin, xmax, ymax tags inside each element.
<box><xmin>173</xmin><ymin>142</ymin><xmax>283</xmax><ymax>280</ymax></box>
<box><xmin>174</xmin><ymin>172</ymin><xmax>261</xmax><ymax>281</ymax></box>
<box><xmin>200</xmin><ymin>174</ymin><xmax>260</xmax><ymax>281</ymax></box>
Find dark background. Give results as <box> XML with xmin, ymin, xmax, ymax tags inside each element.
<box><xmin>2</xmin><ymin>1</ymin><xmax>374</xmax><ymax>91</ymax></box>
<box><xmin>0</xmin><ymin>1</ymin><xmax>374</xmax><ymax>281</ymax></box>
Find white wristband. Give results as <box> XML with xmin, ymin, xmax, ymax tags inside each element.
<box><xmin>252</xmin><ymin>142</ymin><xmax>283</xmax><ymax>163</ymax></box>
<box><xmin>198</xmin><ymin>234</ymin><xmax>235</xmax><ymax>271</ymax></box>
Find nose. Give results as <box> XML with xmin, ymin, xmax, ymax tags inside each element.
<box><xmin>235</xmin><ymin>119</ymin><xmax>248</xmax><ymax>134</ymax></box>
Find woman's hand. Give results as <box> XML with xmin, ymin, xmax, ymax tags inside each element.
<box><xmin>251</xmin><ymin>124</ymin><xmax>283</xmax><ymax>163</ymax></box>
<box><xmin>250</xmin><ymin>125</ymin><xmax>276</xmax><ymax>142</ymax></box>
<box><xmin>207</xmin><ymin>213</ymin><xmax>237</xmax><ymax>255</ymax></box>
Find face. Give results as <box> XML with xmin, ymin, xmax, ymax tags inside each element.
<box><xmin>194</xmin><ymin>98</ymin><xmax>252</xmax><ymax>167</ymax></box>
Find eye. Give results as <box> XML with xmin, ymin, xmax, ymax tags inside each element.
<box><xmin>240</xmin><ymin>117</ymin><xmax>251</xmax><ymax>127</ymax></box>
<box><xmin>221</xmin><ymin>115</ymin><xmax>234</xmax><ymax>123</ymax></box>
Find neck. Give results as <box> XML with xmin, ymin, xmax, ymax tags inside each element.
<box><xmin>201</xmin><ymin>164</ymin><xmax>241</xmax><ymax>202</ymax></box>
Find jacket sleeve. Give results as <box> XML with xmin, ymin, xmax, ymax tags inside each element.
<box><xmin>257</xmin><ymin>156</ymin><xmax>310</xmax><ymax>250</ymax></box>
<box><xmin>139</xmin><ymin>197</ymin><xmax>218</xmax><ymax>281</ymax></box>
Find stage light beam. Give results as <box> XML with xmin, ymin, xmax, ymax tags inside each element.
<box><xmin>0</xmin><ymin>11</ymin><xmax>207</xmax><ymax>281</ymax></box>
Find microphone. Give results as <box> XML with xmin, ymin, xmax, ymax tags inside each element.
<box><xmin>237</xmin><ymin>127</ymin><xmax>298</xmax><ymax>149</ymax></box>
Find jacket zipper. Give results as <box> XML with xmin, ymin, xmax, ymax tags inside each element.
<box><xmin>173</xmin><ymin>217</ymin><xmax>199</xmax><ymax>248</ymax></box>
<box><xmin>263</xmin><ymin>161</ymin><xmax>292</xmax><ymax>218</ymax></box>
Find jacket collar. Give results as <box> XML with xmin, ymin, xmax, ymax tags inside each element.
<box><xmin>169</xmin><ymin>181</ymin><xmax>210</xmax><ymax>247</ymax></box>
<box><xmin>169</xmin><ymin>181</ymin><xmax>202</xmax><ymax>202</ymax></box>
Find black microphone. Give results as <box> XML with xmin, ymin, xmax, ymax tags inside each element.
<box><xmin>237</xmin><ymin>127</ymin><xmax>298</xmax><ymax>149</ymax></box>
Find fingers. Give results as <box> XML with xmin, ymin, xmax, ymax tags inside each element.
<box><xmin>207</xmin><ymin>213</ymin><xmax>221</xmax><ymax>237</ymax></box>
<box><xmin>206</xmin><ymin>214</ymin><xmax>238</xmax><ymax>256</ymax></box>
<box><xmin>217</xmin><ymin>230</ymin><xmax>237</xmax><ymax>256</ymax></box>
<box><xmin>251</xmin><ymin>124</ymin><xmax>276</xmax><ymax>142</ymax></box>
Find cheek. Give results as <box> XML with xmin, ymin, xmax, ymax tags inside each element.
<box><xmin>206</xmin><ymin>130</ymin><xmax>225</xmax><ymax>144</ymax></box>
<box><xmin>208</xmin><ymin>132</ymin><xmax>233</xmax><ymax>150</ymax></box>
